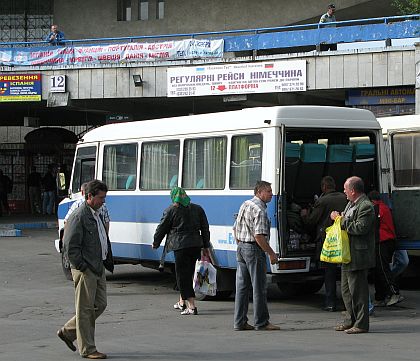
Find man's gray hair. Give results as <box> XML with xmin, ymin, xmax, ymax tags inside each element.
<box><xmin>254</xmin><ymin>180</ymin><xmax>271</xmax><ymax>195</ymax></box>
<box><xmin>346</xmin><ymin>176</ymin><xmax>364</xmax><ymax>193</ymax></box>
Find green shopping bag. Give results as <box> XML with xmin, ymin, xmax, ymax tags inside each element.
<box><xmin>320</xmin><ymin>216</ymin><xmax>351</xmax><ymax>264</ymax></box>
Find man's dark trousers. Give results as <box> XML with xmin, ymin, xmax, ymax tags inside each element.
<box><xmin>341</xmin><ymin>268</ymin><xmax>369</xmax><ymax>330</ymax></box>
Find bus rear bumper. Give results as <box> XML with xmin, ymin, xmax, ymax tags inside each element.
<box><xmin>272</xmin><ymin>256</ymin><xmax>311</xmax><ymax>273</ymax></box>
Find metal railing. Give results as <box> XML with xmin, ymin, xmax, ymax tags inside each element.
<box><xmin>0</xmin><ymin>14</ymin><xmax>419</xmax><ymax>51</ymax></box>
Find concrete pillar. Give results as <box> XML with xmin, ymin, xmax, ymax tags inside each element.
<box><xmin>415</xmin><ymin>42</ymin><xmax>420</xmax><ymax>114</ymax></box>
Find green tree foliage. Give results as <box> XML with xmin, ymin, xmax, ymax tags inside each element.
<box><xmin>391</xmin><ymin>0</ymin><xmax>420</xmax><ymax>15</ymax></box>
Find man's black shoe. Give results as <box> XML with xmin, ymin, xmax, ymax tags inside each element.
<box><xmin>57</xmin><ymin>328</ymin><xmax>76</xmax><ymax>352</ymax></box>
<box><xmin>322</xmin><ymin>306</ymin><xmax>337</xmax><ymax>312</ymax></box>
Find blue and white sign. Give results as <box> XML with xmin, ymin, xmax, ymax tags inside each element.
<box><xmin>0</xmin><ymin>39</ymin><xmax>224</xmax><ymax>67</ymax></box>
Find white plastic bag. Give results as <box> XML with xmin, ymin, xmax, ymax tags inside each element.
<box><xmin>193</xmin><ymin>259</ymin><xmax>217</xmax><ymax>296</ymax></box>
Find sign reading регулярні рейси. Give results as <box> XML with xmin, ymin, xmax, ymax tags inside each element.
<box><xmin>0</xmin><ymin>73</ymin><xmax>42</xmax><ymax>102</ymax></box>
<box><xmin>166</xmin><ymin>60</ymin><xmax>306</xmax><ymax>97</ymax></box>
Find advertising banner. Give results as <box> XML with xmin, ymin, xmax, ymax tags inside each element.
<box><xmin>167</xmin><ymin>60</ymin><xmax>306</xmax><ymax>97</ymax></box>
<box><xmin>346</xmin><ymin>87</ymin><xmax>415</xmax><ymax>106</ymax></box>
<box><xmin>0</xmin><ymin>39</ymin><xmax>224</xmax><ymax>67</ymax></box>
<box><xmin>0</xmin><ymin>73</ymin><xmax>42</xmax><ymax>102</ymax></box>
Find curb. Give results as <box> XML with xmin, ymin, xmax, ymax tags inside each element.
<box><xmin>0</xmin><ymin>229</ymin><xmax>23</xmax><ymax>237</ymax></box>
<box><xmin>13</xmin><ymin>222</ymin><xmax>57</xmax><ymax>229</ymax></box>
<box><xmin>0</xmin><ymin>221</ymin><xmax>57</xmax><ymax>237</ymax></box>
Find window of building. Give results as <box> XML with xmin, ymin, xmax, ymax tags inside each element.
<box><xmin>103</xmin><ymin>143</ymin><xmax>138</xmax><ymax>190</ymax></box>
<box><xmin>156</xmin><ymin>0</ymin><xmax>164</xmax><ymax>19</ymax></box>
<box><xmin>140</xmin><ymin>140</ymin><xmax>179</xmax><ymax>190</ymax></box>
<box><xmin>117</xmin><ymin>0</ymin><xmax>132</xmax><ymax>21</ymax></box>
<box><xmin>139</xmin><ymin>0</ymin><xmax>149</xmax><ymax>20</ymax></box>
<box><xmin>230</xmin><ymin>134</ymin><xmax>263</xmax><ymax>189</ymax></box>
<box><xmin>182</xmin><ymin>137</ymin><xmax>227</xmax><ymax>190</ymax></box>
<box><xmin>0</xmin><ymin>0</ymin><xmax>53</xmax><ymax>42</ymax></box>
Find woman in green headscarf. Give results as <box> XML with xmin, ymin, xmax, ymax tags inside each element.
<box><xmin>170</xmin><ymin>186</ymin><xmax>191</xmax><ymax>207</ymax></box>
<box><xmin>153</xmin><ymin>187</ymin><xmax>211</xmax><ymax>315</ymax></box>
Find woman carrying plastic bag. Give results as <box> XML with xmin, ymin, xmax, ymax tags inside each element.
<box><xmin>193</xmin><ymin>255</ymin><xmax>217</xmax><ymax>296</ymax></box>
<box><xmin>153</xmin><ymin>187</ymin><xmax>211</xmax><ymax>315</ymax></box>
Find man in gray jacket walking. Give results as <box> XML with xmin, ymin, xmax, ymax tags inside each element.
<box><xmin>57</xmin><ymin>180</ymin><xmax>113</xmax><ymax>359</ymax></box>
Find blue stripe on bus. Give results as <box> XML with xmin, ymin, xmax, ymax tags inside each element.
<box><xmin>59</xmin><ymin>194</ymin><xmax>279</xmax><ymax>227</ymax></box>
<box><xmin>112</xmin><ymin>243</ymin><xmax>239</xmax><ymax>269</ymax></box>
<box><xmin>396</xmin><ymin>240</ymin><xmax>420</xmax><ymax>250</ymax></box>
<box><xmin>58</xmin><ymin>200</ymin><xmax>74</xmax><ymax>219</ymax></box>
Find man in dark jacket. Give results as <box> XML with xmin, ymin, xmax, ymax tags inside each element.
<box><xmin>301</xmin><ymin>176</ymin><xmax>347</xmax><ymax>311</ymax></box>
<box><xmin>42</xmin><ymin>165</ymin><xmax>56</xmax><ymax>215</ymax></box>
<box><xmin>332</xmin><ymin>176</ymin><xmax>375</xmax><ymax>334</ymax></box>
<box><xmin>153</xmin><ymin>187</ymin><xmax>210</xmax><ymax>315</ymax></box>
<box><xmin>58</xmin><ymin>180</ymin><xmax>113</xmax><ymax>359</ymax></box>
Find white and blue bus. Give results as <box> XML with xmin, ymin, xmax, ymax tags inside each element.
<box><xmin>378</xmin><ymin>115</ymin><xmax>420</xmax><ymax>274</ymax></box>
<box><xmin>57</xmin><ymin>106</ymin><xmax>386</xmax><ymax>297</ymax></box>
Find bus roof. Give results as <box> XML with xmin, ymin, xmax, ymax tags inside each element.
<box><xmin>81</xmin><ymin>106</ymin><xmax>379</xmax><ymax>143</ymax></box>
<box><xmin>378</xmin><ymin>114</ymin><xmax>420</xmax><ymax>134</ymax></box>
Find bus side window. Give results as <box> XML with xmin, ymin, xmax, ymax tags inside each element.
<box><xmin>71</xmin><ymin>146</ymin><xmax>97</xmax><ymax>193</ymax></box>
<box><xmin>182</xmin><ymin>137</ymin><xmax>227</xmax><ymax>190</ymax></box>
<box><xmin>103</xmin><ymin>143</ymin><xmax>138</xmax><ymax>191</ymax></box>
<box><xmin>230</xmin><ymin>134</ymin><xmax>263</xmax><ymax>189</ymax></box>
<box><xmin>140</xmin><ymin>140</ymin><xmax>180</xmax><ymax>190</ymax></box>
<box><xmin>391</xmin><ymin>132</ymin><xmax>420</xmax><ymax>187</ymax></box>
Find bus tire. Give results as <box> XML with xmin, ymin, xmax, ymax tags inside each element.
<box><xmin>276</xmin><ymin>282</ymin><xmax>299</xmax><ymax>298</ymax></box>
<box><xmin>297</xmin><ymin>280</ymin><xmax>324</xmax><ymax>295</ymax></box>
<box><xmin>61</xmin><ymin>252</ymin><xmax>73</xmax><ymax>281</ymax></box>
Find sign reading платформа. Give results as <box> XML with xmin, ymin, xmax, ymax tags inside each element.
<box><xmin>0</xmin><ymin>73</ymin><xmax>42</xmax><ymax>102</ymax></box>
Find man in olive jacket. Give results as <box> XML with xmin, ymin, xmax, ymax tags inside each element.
<box><xmin>331</xmin><ymin>176</ymin><xmax>375</xmax><ymax>334</ymax></box>
<box><xmin>58</xmin><ymin>180</ymin><xmax>113</xmax><ymax>359</ymax></box>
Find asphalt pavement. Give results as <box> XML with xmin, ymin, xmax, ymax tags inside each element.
<box><xmin>0</xmin><ymin>227</ymin><xmax>419</xmax><ymax>361</ymax></box>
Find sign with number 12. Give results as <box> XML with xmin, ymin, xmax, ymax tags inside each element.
<box><xmin>50</xmin><ymin>75</ymin><xmax>66</xmax><ymax>93</ymax></box>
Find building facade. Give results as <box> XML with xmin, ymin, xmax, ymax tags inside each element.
<box><xmin>0</xmin><ymin>0</ymin><xmax>413</xmax><ymax>212</ymax></box>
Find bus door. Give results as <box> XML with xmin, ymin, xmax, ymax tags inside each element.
<box><xmin>388</xmin><ymin>128</ymin><xmax>420</xmax><ymax>250</ymax></box>
<box><xmin>278</xmin><ymin>124</ymin><xmax>287</xmax><ymax>259</ymax></box>
<box><xmin>277</xmin><ymin>124</ymin><xmax>311</xmax><ymax>273</ymax></box>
